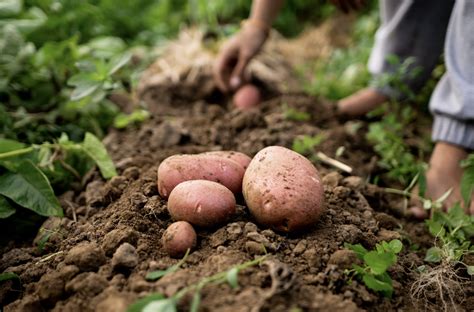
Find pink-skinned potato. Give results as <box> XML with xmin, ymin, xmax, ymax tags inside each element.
<box><xmin>202</xmin><ymin>151</ymin><xmax>252</xmax><ymax>169</ymax></box>
<box><xmin>242</xmin><ymin>146</ymin><xmax>325</xmax><ymax>232</ymax></box>
<box><xmin>157</xmin><ymin>154</ymin><xmax>245</xmax><ymax>198</ymax></box>
<box><xmin>167</xmin><ymin>180</ymin><xmax>236</xmax><ymax>227</ymax></box>
<box><xmin>162</xmin><ymin>221</ymin><xmax>197</xmax><ymax>258</ymax></box>
<box><xmin>233</xmin><ymin>84</ymin><xmax>261</xmax><ymax>110</ymax></box>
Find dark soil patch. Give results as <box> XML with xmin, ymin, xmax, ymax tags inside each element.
<box><xmin>1</xmin><ymin>80</ymin><xmax>472</xmax><ymax>312</ymax></box>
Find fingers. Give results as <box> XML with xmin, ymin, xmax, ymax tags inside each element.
<box><xmin>230</xmin><ymin>51</ymin><xmax>251</xmax><ymax>90</ymax></box>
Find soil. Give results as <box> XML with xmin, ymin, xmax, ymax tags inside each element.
<box><xmin>1</xmin><ymin>31</ymin><xmax>473</xmax><ymax>312</ymax></box>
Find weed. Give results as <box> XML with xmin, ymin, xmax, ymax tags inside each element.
<box><xmin>0</xmin><ymin>133</ymin><xmax>116</xmax><ymax>218</ymax></box>
<box><xmin>127</xmin><ymin>255</ymin><xmax>267</xmax><ymax>312</ymax></box>
<box><xmin>345</xmin><ymin>239</ymin><xmax>403</xmax><ymax>298</ymax></box>
<box><xmin>291</xmin><ymin>134</ymin><xmax>325</xmax><ymax>156</ymax></box>
<box><xmin>282</xmin><ymin>103</ymin><xmax>311</xmax><ymax>122</ymax></box>
<box><xmin>146</xmin><ymin>249</ymin><xmax>190</xmax><ymax>281</ymax></box>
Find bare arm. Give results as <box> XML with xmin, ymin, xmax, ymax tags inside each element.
<box><xmin>248</xmin><ymin>0</ymin><xmax>285</xmax><ymax>29</ymax></box>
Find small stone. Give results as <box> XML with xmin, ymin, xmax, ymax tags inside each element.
<box><xmin>112</xmin><ymin>243</ymin><xmax>138</xmax><ymax>270</ymax></box>
<box><xmin>362</xmin><ymin>210</ymin><xmax>373</xmax><ymax>219</ymax></box>
<box><xmin>322</xmin><ymin>172</ymin><xmax>343</xmax><ymax>189</ymax></box>
<box><xmin>102</xmin><ymin>228</ymin><xmax>139</xmax><ymax>256</ymax></box>
<box><xmin>293</xmin><ymin>240</ymin><xmax>307</xmax><ymax>255</ymax></box>
<box><xmin>245</xmin><ymin>241</ymin><xmax>266</xmax><ymax>255</ymax></box>
<box><xmin>243</xmin><ymin>222</ymin><xmax>258</xmax><ymax>234</ymax></box>
<box><xmin>122</xmin><ymin>166</ymin><xmax>140</xmax><ymax>180</ymax></box>
<box><xmin>377</xmin><ymin>229</ymin><xmax>401</xmax><ymax>242</ymax></box>
<box><xmin>64</xmin><ymin>242</ymin><xmax>106</xmax><ymax>272</ymax></box>
<box><xmin>342</xmin><ymin>176</ymin><xmax>364</xmax><ymax>190</ymax></box>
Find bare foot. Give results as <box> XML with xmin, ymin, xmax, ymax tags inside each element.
<box><xmin>410</xmin><ymin>142</ymin><xmax>474</xmax><ymax>218</ymax></box>
<box><xmin>337</xmin><ymin>88</ymin><xmax>388</xmax><ymax>118</ymax></box>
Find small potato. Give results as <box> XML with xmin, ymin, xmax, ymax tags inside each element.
<box><xmin>162</xmin><ymin>221</ymin><xmax>197</xmax><ymax>258</ymax></box>
<box><xmin>242</xmin><ymin>146</ymin><xmax>325</xmax><ymax>232</ymax></box>
<box><xmin>202</xmin><ymin>151</ymin><xmax>252</xmax><ymax>169</ymax></box>
<box><xmin>157</xmin><ymin>154</ymin><xmax>245</xmax><ymax>198</ymax></box>
<box><xmin>233</xmin><ymin>84</ymin><xmax>261</xmax><ymax>110</ymax></box>
<box><xmin>168</xmin><ymin>180</ymin><xmax>236</xmax><ymax>227</ymax></box>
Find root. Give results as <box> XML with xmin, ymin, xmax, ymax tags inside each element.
<box><xmin>410</xmin><ymin>260</ymin><xmax>468</xmax><ymax>312</ymax></box>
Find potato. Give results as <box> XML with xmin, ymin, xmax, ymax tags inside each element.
<box><xmin>202</xmin><ymin>151</ymin><xmax>252</xmax><ymax>169</ymax></box>
<box><xmin>242</xmin><ymin>146</ymin><xmax>325</xmax><ymax>232</ymax></box>
<box><xmin>157</xmin><ymin>154</ymin><xmax>245</xmax><ymax>198</ymax></box>
<box><xmin>167</xmin><ymin>180</ymin><xmax>236</xmax><ymax>227</ymax></box>
<box><xmin>162</xmin><ymin>221</ymin><xmax>197</xmax><ymax>258</ymax></box>
<box><xmin>233</xmin><ymin>84</ymin><xmax>261</xmax><ymax>110</ymax></box>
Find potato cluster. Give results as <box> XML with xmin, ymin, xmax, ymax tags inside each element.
<box><xmin>157</xmin><ymin>147</ymin><xmax>325</xmax><ymax>258</ymax></box>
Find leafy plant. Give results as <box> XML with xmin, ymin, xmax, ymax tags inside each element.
<box><xmin>0</xmin><ymin>133</ymin><xmax>116</xmax><ymax>219</ymax></box>
<box><xmin>146</xmin><ymin>249</ymin><xmax>190</xmax><ymax>281</ymax></box>
<box><xmin>282</xmin><ymin>103</ymin><xmax>310</xmax><ymax>122</ymax></box>
<box><xmin>127</xmin><ymin>256</ymin><xmax>267</xmax><ymax>312</ymax></box>
<box><xmin>291</xmin><ymin>134</ymin><xmax>325</xmax><ymax>156</ymax></box>
<box><xmin>345</xmin><ymin>239</ymin><xmax>403</xmax><ymax>298</ymax></box>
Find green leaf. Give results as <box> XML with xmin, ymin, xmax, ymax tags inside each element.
<box><xmin>387</xmin><ymin>240</ymin><xmax>403</xmax><ymax>254</ymax></box>
<box><xmin>0</xmin><ymin>0</ymin><xmax>22</xmax><ymax>17</ymax></box>
<box><xmin>0</xmin><ymin>272</ymin><xmax>19</xmax><ymax>282</ymax></box>
<box><xmin>108</xmin><ymin>52</ymin><xmax>132</xmax><ymax>75</ymax></box>
<box><xmin>0</xmin><ymin>138</ymin><xmax>26</xmax><ymax>153</ymax></box>
<box><xmin>146</xmin><ymin>249</ymin><xmax>190</xmax><ymax>281</ymax></box>
<box><xmin>461</xmin><ymin>166</ymin><xmax>474</xmax><ymax>206</ymax></box>
<box><xmin>189</xmin><ymin>292</ymin><xmax>201</xmax><ymax>312</ymax></box>
<box><xmin>467</xmin><ymin>266</ymin><xmax>474</xmax><ymax>276</ymax></box>
<box><xmin>0</xmin><ymin>195</ymin><xmax>16</xmax><ymax>218</ymax></box>
<box><xmin>226</xmin><ymin>267</ymin><xmax>239</xmax><ymax>289</ymax></box>
<box><xmin>0</xmin><ymin>160</ymin><xmax>62</xmax><ymax>217</ymax></box>
<box><xmin>362</xmin><ymin>273</ymin><xmax>393</xmax><ymax>297</ymax></box>
<box><xmin>70</xmin><ymin>80</ymin><xmax>102</xmax><ymax>101</ymax></box>
<box><xmin>126</xmin><ymin>293</ymin><xmax>165</xmax><ymax>312</ymax></box>
<box><xmin>344</xmin><ymin>243</ymin><xmax>368</xmax><ymax>259</ymax></box>
<box><xmin>114</xmin><ymin>109</ymin><xmax>150</xmax><ymax>129</ymax></box>
<box><xmin>82</xmin><ymin>132</ymin><xmax>116</xmax><ymax>179</ymax></box>
<box><xmin>364</xmin><ymin>251</ymin><xmax>396</xmax><ymax>275</ymax></box>
<box><xmin>142</xmin><ymin>298</ymin><xmax>177</xmax><ymax>312</ymax></box>
<box><xmin>424</xmin><ymin>247</ymin><xmax>442</xmax><ymax>263</ymax></box>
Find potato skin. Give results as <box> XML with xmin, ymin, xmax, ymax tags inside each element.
<box><xmin>242</xmin><ymin>146</ymin><xmax>325</xmax><ymax>232</ymax></box>
<box><xmin>162</xmin><ymin>221</ymin><xmax>197</xmax><ymax>258</ymax></box>
<box><xmin>202</xmin><ymin>151</ymin><xmax>252</xmax><ymax>169</ymax></box>
<box><xmin>157</xmin><ymin>154</ymin><xmax>245</xmax><ymax>198</ymax></box>
<box><xmin>233</xmin><ymin>84</ymin><xmax>261</xmax><ymax>110</ymax></box>
<box><xmin>167</xmin><ymin>180</ymin><xmax>236</xmax><ymax>227</ymax></box>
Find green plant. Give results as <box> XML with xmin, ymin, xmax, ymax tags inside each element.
<box><xmin>146</xmin><ymin>249</ymin><xmax>190</xmax><ymax>281</ymax></box>
<box><xmin>345</xmin><ymin>239</ymin><xmax>403</xmax><ymax>298</ymax></box>
<box><xmin>0</xmin><ymin>133</ymin><xmax>116</xmax><ymax>219</ymax></box>
<box><xmin>282</xmin><ymin>103</ymin><xmax>310</xmax><ymax>122</ymax></box>
<box><xmin>127</xmin><ymin>255</ymin><xmax>267</xmax><ymax>312</ymax></box>
<box><xmin>291</xmin><ymin>134</ymin><xmax>325</xmax><ymax>156</ymax></box>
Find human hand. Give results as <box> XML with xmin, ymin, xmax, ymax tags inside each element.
<box><xmin>213</xmin><ymin>23</ymin><xmax>268</xmax><ymax>92</ymax></box>
<box><xmin>330</xmin><ymin>0</ymin><xmax>366</xmax><ymax>13</ymax></box>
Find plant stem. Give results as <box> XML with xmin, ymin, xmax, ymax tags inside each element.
<box><xmin>174</xmin><ymin>256</ymin><xmax>267</xmax><ymax>301</ymax></box>
<box><xmin>0</xmin><ymin>147</ymin><xmax>35</xmax><ymax>159</ymax></box>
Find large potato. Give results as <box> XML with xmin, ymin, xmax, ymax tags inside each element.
<box><xmin>162</xmin><ymin>221</ymin><xmax>197</xmax><ymax>258</ymax></box>
<box><xmin>202</xmin><ymin>151</ymin><xmax>252</xmax><ymax>169</ymax></box>
<box><xmin>242</xmin><ymin>146</ymin><xmax>325</xmax><ymax>232</ymax></box>
<box><xmin>167</xmin><ymin>180</ymin><xmax>236</xmax><ymax>227</ymax></box>
<box><xmin>157</xmin><ymin>154</ymin><xmax>245</xmax><ymax>198</ymax></box>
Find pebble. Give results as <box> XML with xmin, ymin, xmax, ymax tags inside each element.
<box><xmin>322</xmin><ymin>172</ymin><xmax>342</xmax><ymax>189</ymax></box>
<box><xmin>293</xmin><ymin>240</ymin><xmax>307</xmax><ymax>255</ymax></box>
<box><xmin>245</xmin><ymin>241</ymin><xmax>266</xmax><ymax>255</ymax></box>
